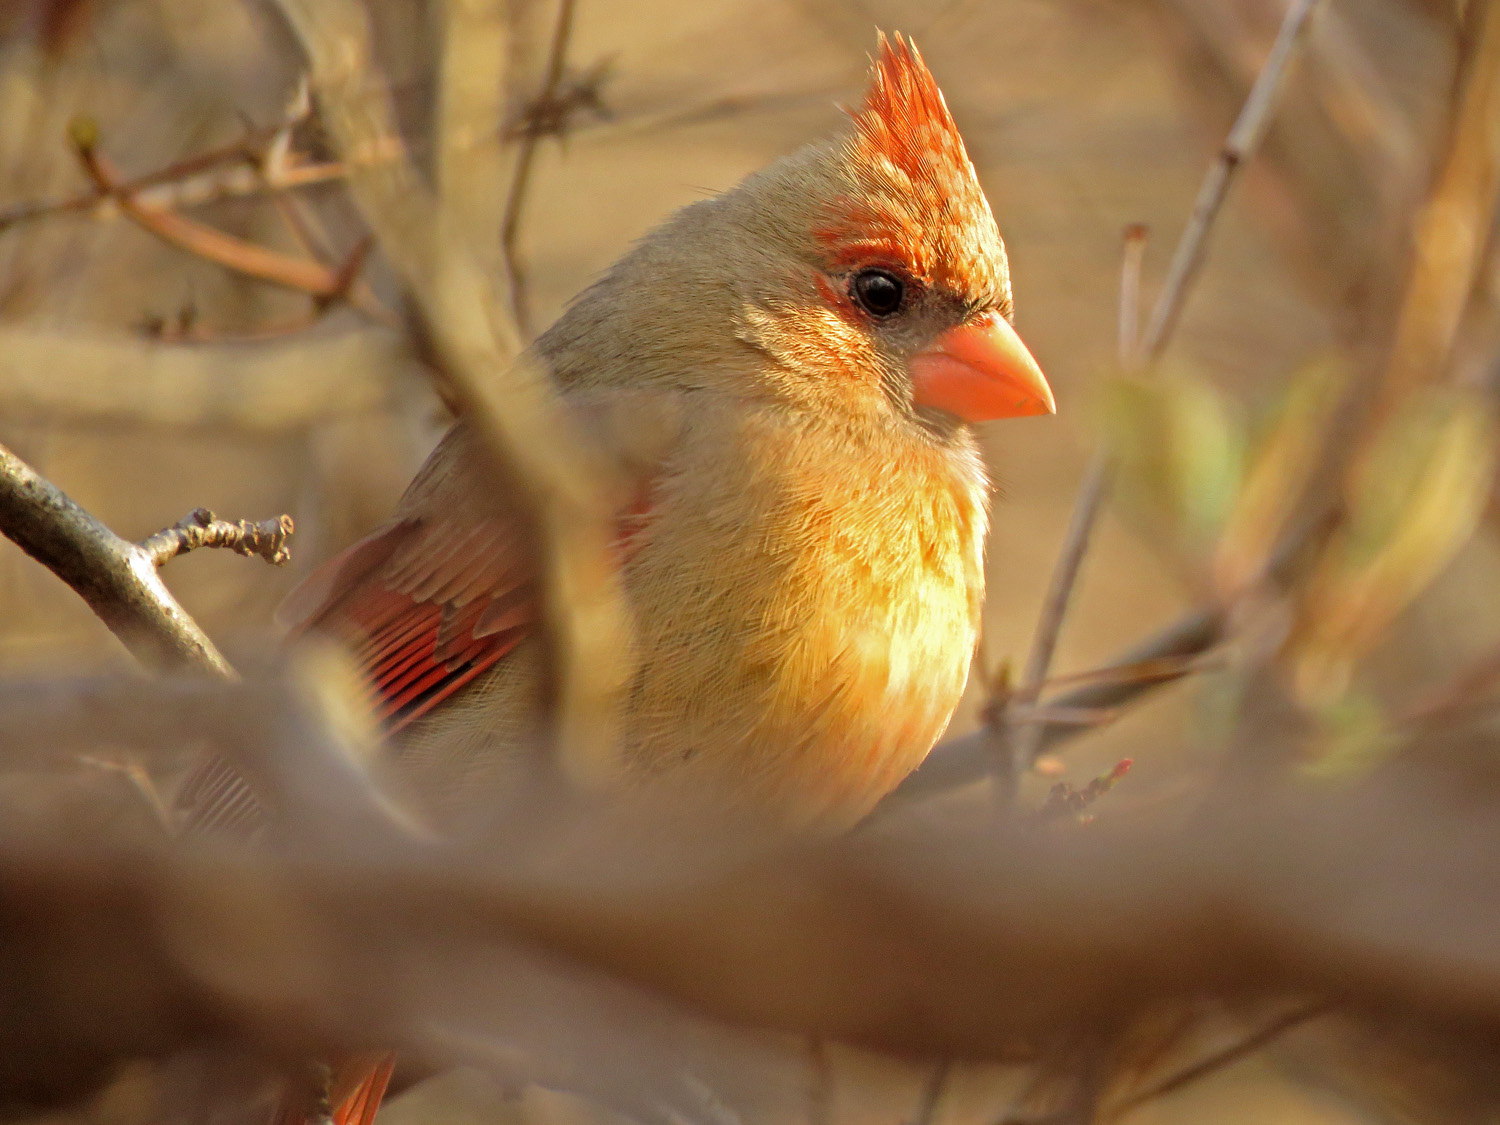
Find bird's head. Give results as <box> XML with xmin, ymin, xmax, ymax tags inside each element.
<box><xmin>543</xmin><ymin>34</ymin><xmax>1053</xmax><ymax>433</ymax></box>
<box><xmin>725</xmin><ymin>33</ymin><xmax>1054</xmax><ymax>431</ymax></box>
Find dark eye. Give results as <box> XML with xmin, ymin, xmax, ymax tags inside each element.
<box><xmin>851</xmin><ymin>269</ymin><xmax>905</xmax><ymax>317</ymax></box>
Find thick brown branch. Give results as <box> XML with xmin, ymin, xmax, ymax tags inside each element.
<box><xmin>138</xmin><ymin>508</ymin><xmax>295</xmax><ymax>569</ymax></box>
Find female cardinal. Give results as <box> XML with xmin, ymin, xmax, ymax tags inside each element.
<box><xmin>267</xmin><ymin>34</ymin><xmax>1053</xmax><ymax>837</ymax></box>
<box><xmin>185</xmin><ymin>32</ymin><xmax>1054</xmax><ymax>1125</ymax></box>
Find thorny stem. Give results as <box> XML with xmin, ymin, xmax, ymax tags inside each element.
<box><xmin>501</xmin><ymin>0</ymin><xmax>580</xmax><ymax>336</ymax></box>
<box><xmin>990</xmin><ymin>0</ymin><xmax>1326</xmax><ymax>797</ymax></box>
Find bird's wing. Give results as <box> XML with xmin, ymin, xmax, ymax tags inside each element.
<box><xmin>280</xmin><ymin>392</ymin><xmax>676</xmax><ymax>732</ymax></box>
<box><xmin>279</xmin><ymin>495</ymin><xmax>539</xmax><ymax>732</ymax></box>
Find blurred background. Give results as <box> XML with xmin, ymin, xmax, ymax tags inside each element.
<box><xmin>0</xmin><ymin>0</ymin><xmax>1497</xmax><ymax>1122</ymax></box>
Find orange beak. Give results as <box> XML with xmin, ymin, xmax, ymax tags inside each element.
<box><xmin>909</xmin><ymin>312</ymin><xmax>1055</xmax><ymax>422</ymax></box>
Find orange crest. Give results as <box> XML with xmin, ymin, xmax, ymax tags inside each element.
<box><xmin>820</xmin><ymin>34</ymin><xmax>1006</xmax><ymax>304</ymax></box>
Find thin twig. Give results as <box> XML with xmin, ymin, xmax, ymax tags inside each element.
<box><xmin>138</xmin><ymin>508</ymin><xmax>295</xmax><ymax>568</ymax></box>
<box><xmin>990</xmin><ymin>0</ymin><xmax>1325</xmax><ymax>795</ymax></box>
<box><xmin>70</xmin><ymin>121</ymin><xmax>356</xmax><ymax>299</ymax></box>
<box><xmin>884</xmin><ymin>506</ymin><xmax>1336</xmax><ymax>816</ymax></box>
<box><xmin>1110</xmin><ymin>1003</ymin><xmax>1328</xmax><ymax>1116</ymax></box>
<box><xmin>1000</xmin><ymin>226</ymin><xmax>1148</xmax><ymax>789</ymax></box>
<box><xmin>910</xmin><ymin>1059</ymin><xmax>952</xmax><ymax>1125</ymax></box>
<box><xmin>500</xmin><ymin>0</ymin><xmax>579</xmax><ymax>336</ymax></box>
<box><xmin>0</xmin><ymin>443</ymin><xmax>235</xmax><ymax>677</ymax></box>
<box><xmin>1138</xmin><ymin>0</ymin><xmax>1326</xmax><ymax>361</ymax></box>
<box><xmin>807</xmin><ymin>1036</ymin><xmax>833</xmax><ymax>1125</ymax></box>
<box><xmin>0</xmin><ymin>103</ymin><xmax>312</xmax><ymax>233</ymax></box>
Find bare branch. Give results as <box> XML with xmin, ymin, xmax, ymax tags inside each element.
<box><xmin>885</xmin><ymin>605</ymin><xmax>1223</xmax><ymax>812</ymax></box>
<box><xmin>10</xmin><ymin>746</ymin><xmax>1500</xmax><ymax>1108</ymax></box>
<box><xmin>69</xmin><ymin>120</ymin><xmax>383</xmax><ymax>311</ymax></box>
<box><xmin>910</xmin><ymin>1059</ymin><xmax>952</xmax><ymax>1125</ymax></box>
<box><xmin>1138</xmin><ymin>0</ymin><xmax>1327</xmax><ymax>360</ymax></box>
<box><xmin>0</xmin><ymin>442</ymin><xmax>235</xmax><ymax>677</ymax></box>
<box><xmin>274</xmin><ymin>0</ymin><xmax>633</xmax><ymax>783</ymax></box>
<box><xmin>139</xmin><ymin>508</ymin><xmax>295</xmax><ymax>569</ymax></box>
<box><xmin>1000</xmin><ymin>226</ymin><xmax>1149</xmax><ymax>791</ymax></box>
<box><xmin>501</xmin><ymin>0</ymin><xmax>580</xmax><ymax>336</ymax></box>
<box><xmin>70</xmin><ymin>121</ymin><xmax>347</xmax><ymax>298</ymax></box>
<box><xmin>978</xmin><ymin>1</ymin><xmax>1326</xmax><ymax>802</ymax></box>
<box><xmin>1109</xmin><ymin>1002</ymin><xmax>1328</xmax><ymax>1117</ymax></box>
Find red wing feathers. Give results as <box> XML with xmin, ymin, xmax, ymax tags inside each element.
<box><xmin>331</xmin><ymin>1054</ymin><xmax>396</xmax><ymax>1125</ymax></box>
<box><xmin>286</xmin><ymin>511</ymin><xmax>540</xmax><ymax>732</ymax></box>
<box><xmin>281</xmin><ymin>394</ymin><xmax>678</xmax><ymax>734</ymax></box>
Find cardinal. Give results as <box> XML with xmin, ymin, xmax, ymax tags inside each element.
<box><xmin>186</xmin><ymin>33</ymin><xmax>1052</xmax><ymax>1124</ymax></box>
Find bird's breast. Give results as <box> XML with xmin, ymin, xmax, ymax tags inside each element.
<box><xmin>621</xmin><ymin>407</ymin><xmax>989</xmax><ymax>827</ymax></box>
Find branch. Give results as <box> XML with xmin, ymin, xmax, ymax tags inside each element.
<box><xmin>6</xmin><ymin>743</ymin><xmax>1500</xmax><ymax>1112</ymax></box>
<box><xmin>274</xmin><ymin>0</ymin><xmax>633</xmax><ymax>783</ymax></box>
<box><xmin>70</xmin><ymin>122</ymin><xmax>346</xmax><ymax>298</ymax></box>
<box><xmin>982</xmin><ymin>0</ymin><xmax>1326</xmax><ymax>797</ymax></box>
<box><xmin>999</xmin><ymin>226</ymin><xmax>1148</xmax><ymax>790</ymax></box>
<box><xmin>1109</xmin><ymin>1002</ymin><xmax>1328</xmax><ymax>1117</ymax></box>
<box><xmin>1138</xmin><ymin>0</ymin><xmax>1326</xmax><ymax>361</ymax></box>
<box><xmin>0</xmin><ymin>444</ymin><xmax>292</xmax><ymax>678</ymax></box>
<box><xmin>884</xmin><ymin>604</ymin><xmax>1223</xmax><ymax>812</ymax></box>
<box><xmin>500</xmin><ymin>0</ymin><xmax>580</xmax><ymax>336</ymax></box>
<box><xmin>138</xmin><ymin>508</ymin><xmax>295</xmax><ymax>568</ymax></box>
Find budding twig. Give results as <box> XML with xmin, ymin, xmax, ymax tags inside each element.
<box><xmin>139</xmin><ymin>508</ymin><xmax>295</xmax><ymax>569</ymax></box>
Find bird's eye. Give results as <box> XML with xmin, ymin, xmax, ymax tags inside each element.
<box><xmin>851</xmin><ymin>269</ymin><xmax>905</xmax><ymax>317</ymax></box>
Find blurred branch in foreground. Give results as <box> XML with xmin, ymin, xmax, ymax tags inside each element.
<box><xmin>0</xmin><ymin>323</ymin><xmax>406</xmax><ymax>430</ymax></box>
<box><xmin>4</xmin><ymin>684</ymin><xmax>1500</xmax><ymax>1117</ymax></box>
<box><xmin>273</xmin><ymin>0</ymin><xmax>633</xmax><ymax>784</ymax></box>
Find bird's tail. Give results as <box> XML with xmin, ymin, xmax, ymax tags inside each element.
<box><xmin>274</xmin><ymin>1053</ymin><xmax>397</xmax><ymax>1125</ymax></box>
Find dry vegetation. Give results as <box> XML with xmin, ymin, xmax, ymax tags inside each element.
<box><xmin>1</xmin><ymin>0</ymin><xmax>1500</xmax><ymax>1123</ymax></box>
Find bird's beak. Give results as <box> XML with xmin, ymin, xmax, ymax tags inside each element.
<box><xmin>909</xmin><ymin>312</ymin><xmax>1055</xmax><ymax>422</ymax></box>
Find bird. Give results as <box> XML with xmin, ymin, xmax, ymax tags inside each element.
<box><xmin>190</xmin><ymin>32</ymin><xmax>1053</xmax><ymax>1124</ymax></box>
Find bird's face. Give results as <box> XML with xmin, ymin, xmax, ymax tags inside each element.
<box><xmin>732</xmin><ymin>36</ymin><xmax>1053</xmax><ymax>432</ymax></box>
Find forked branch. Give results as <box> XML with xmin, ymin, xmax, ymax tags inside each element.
<box><xmin>0</xmin><ymin>442</ymin><xmax>293</xmax><ymax>678</ymax></box>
